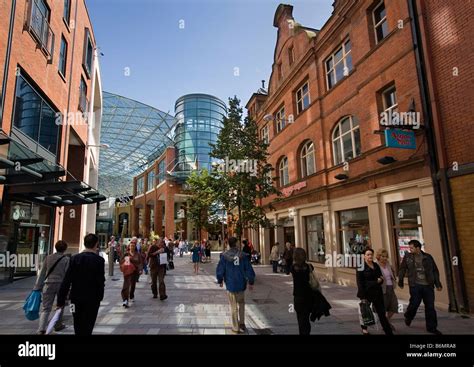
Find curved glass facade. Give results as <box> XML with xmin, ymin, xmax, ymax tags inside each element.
<box><xmin>99</xmin><ymin>92</ymin><xmax>175</xmax><ymax>197</ymax></box>
<box><xmin>174</xmin><ymin>94</ymin><xmax>226</xmax><ymax>175</ymax></box>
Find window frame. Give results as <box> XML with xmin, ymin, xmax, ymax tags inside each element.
<box><xmin>372</xmin><ymin>0</ymin><xmax>388</xmax><ymax>44</ymax></box>
<box><xmin>381</xmin><ymin>85</ymin><xmax>398</xmax><ymax>115</ymax></box>
<box><xmin>296</xmin><ymin>81</ymin><xmax>310</xmax><ymax>114</ymax></box>
<box><xmin>82</xmin><ymin>28</ymin><xmax>93</xmax><ymax>78</ymax></box>
<box><xmin>261</xmin><ymin>125</ymin><xmax>269</xmax><ymax>144</ymax></box>
<box><xmin>275</xmin><ymin>106</ymin><xmax>286</xmax><ymax>134</ymax></box>
<box><xmin>325</xmin><ymin>39</ymin><xmax>353</xmax><ymax>90</ymax></box>
<box><xmin>58</xmin><ymin>35</ymin><xmax>68</xmax><ymax>78</ymax></box>
<box><xmin>300</xmin><ymin>140</ymin><xmax>316</xmax><ymax>177</ymax></box>
<box><xmin>136</xmin><ymin>176</ymin><xmax>145</xmax><ymax>196</ymax></box>
<box><xmin>278</xmin><ymin>156</ymin><xmax>289</xmax><ymax>187</ymax></box>
<box><xmin>332</xmin><ymin>116</ymin><xmax>361</xmax><ymax>165</ymax></box>
<box><xmin>63</xmin><ymin>0</ymin><xmax>71</xmax><ymax>25</ymax></box>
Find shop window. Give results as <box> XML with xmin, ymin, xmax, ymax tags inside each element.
<box><xmin>305</xmin><ymin>215</ymin><xmax>325</xmax><ymax>263</ymax></box>
<box><xmin>338</xmin><ymin>208</ymin><xmax>370</xmax><ymax>256</ymax></box>
<box><xmin>390</xmin><ymin>199</ymin><xmax>423</xmax><ymax>268</ymax></box>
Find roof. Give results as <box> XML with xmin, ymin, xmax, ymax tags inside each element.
<box><xmin>99</xmin><ymin>92</ymin><xmax>176</xmax><ymax>197</ymax></box>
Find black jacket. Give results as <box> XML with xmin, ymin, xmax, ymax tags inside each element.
<box><xmin>57</xmin><ymin>252</ymin><xmax>105</xmax><ymax>307</ymax></box>
<box><xmin>356</xmin><ymin>262</ymin><xmax>384</xmax><ymax>301</ymax></box>
<box><xmin>398</xmin><ymin>251</ymin><xmax>442</xmax><ymax>288</ymax></box>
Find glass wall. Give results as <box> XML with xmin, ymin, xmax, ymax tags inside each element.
<box><xmin>13</xmin><ymin>74</ymin><xmax>59</xmax><ymax>155</ymax></box>
<box><xmin>174</xmin><ymin>94</ymin><xmax>226</xmax><ymax>175</ymax></box>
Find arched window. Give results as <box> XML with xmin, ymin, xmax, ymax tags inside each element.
<box><xmin>300</xmin><ymin>141</ymin><xmax>315</xmax><ymax>177</ymax></box>
<box><xmin>332</xmin><ymin>116</ymin><xmax>361</xmax><ymax>165</ymax></box>
<box><xmin>279</xmin><ymin>157</ymin><xmax>289</xmax><ymax>187</ymax></box>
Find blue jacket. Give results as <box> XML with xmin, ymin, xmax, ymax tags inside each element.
<box><xmin>216</xmin><ymin>248</ymin><xmax>255</xmax><ymax>293</ymax></box>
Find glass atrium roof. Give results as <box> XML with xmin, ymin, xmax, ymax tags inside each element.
<box><xmin>99</xmin><ymin>92</ymin><xmax>176</xmax><ymax>198</ymax></box>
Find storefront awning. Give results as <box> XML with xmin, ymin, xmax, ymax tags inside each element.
<box><xmin>0</xmin><ymin>130</ymin><xmax>106</xmax><ymax>207</ymax></box>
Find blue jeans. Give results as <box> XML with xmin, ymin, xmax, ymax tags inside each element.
<box><xmin>272</xmin><ymin>261</ymin><xmax>278</xmax><ymax>273</ymax></box>
<box><xmin>405</xmin><ymin>284</ymin><xmax>438</xmax><ymax>331</ymax></box>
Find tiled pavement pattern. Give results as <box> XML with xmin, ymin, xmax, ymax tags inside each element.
<box><xmin>0</xmin><ymin>252</ymin><xmax>472</xmax><ymax>335</ymax></box>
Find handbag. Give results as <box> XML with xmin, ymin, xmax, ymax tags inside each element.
<box><xmin>308</xmin><ymin>264</ymin><xmax>321</xmax><ymax>292</ymax></box>
<box><xmin>359</xmin><ymin>301</ymin><xmax>376</xmax><ymax>326</ymax></box>
<box><xmin>120</xmin><ymin>256</ymin><xmax>136</xmax><ymax>276</ymax></box>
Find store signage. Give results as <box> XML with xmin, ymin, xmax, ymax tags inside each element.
<box><xmin>11</xmin><ymin>203</ymin><xmax>33</xmax><ymax>221</ymax></box>
<box><xmin>288</xmin><ymin>208</ymin><xmax>296</xmax><ymax>218</ymax></box>
<box><xmin>177</xmin><ymin>209</ymin><xmax>185</xmax><ymax>219</ymax></box>
<box><xmin>385</xmin><ymin>129</ymin><xmax>416</xmax><ymax>150</ymax></box>
<box><xmin>282</xmin><ymin>181</ymin><xmax>307</xmax><ymax>197</ymax></box>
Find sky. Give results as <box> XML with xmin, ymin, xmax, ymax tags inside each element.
<box><xmin>86</xmin><ymin>0</ymin><xmax>334</xmax><ymax>114</ymax></box>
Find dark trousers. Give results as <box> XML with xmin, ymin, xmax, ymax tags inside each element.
<box><xmin>285</xmin><ymin>260</ymin><xmax>292</xmax><ymax>274</ymax></box>
<box><xmin>295</xmin><ymin>299</ymin><xmax>311</xmax><ymax>335</ymax></box>
<box><xmin>361</xmin><ymin>296</ymin><xmax>393</xmax><ymax>335</ymax></box>
<box><xmin>150</xmin><ymin>266</ymin><xmax>167</xmax><ymax>298</ymax></box>
<box><xmin>405</xmin><ymin>284</ymin><xmax>437</xmax><ymax>331</ymax></box>
<box><xmin>122</xmin><ymin>273</ymin><xmax>138</xmax><ymax>301</ymax></box>
<box><xmin>72</xmin><ymin>301</ymin><xmax>100</xmax><ymax>335</ymax></box>
<box><xmin>272</xmin><ymin>261</ymin><xmax>278</xmax><ymax>273</ymax></box>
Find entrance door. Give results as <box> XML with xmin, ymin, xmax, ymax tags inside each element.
<box><xmin>14</xmin><ymin>224</ymin><xmax>40</xmax><ymax>275</ymax></box>
<box><xmin>98</xmin><ymin>233</ymin><xmax>107</xmax><ymax>249</ymax></box>
<box><xmin>284</xmin><ymin>226</ymin><xmax>295</xmax><ymax>246</ymax></box>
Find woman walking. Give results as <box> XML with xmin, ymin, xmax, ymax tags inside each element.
<box><xmin>191</xmin><ymin>241</ymin><xmax>201</xmax><ymax>274</ymax></box>
<box><xmin>120</xmin><ymin>239</ymin><xmax>143</xmax><ymax>308</ymax></box>
<box><xmin>376</xmin><ymin>249</ymin><xmax>398</xmax><ymax>330</ymax></box>
<box><xmin>34</xmin><ymin>240</ymin><xmax>70</xmax><ymax>334</ymax></box>
<box><xmin>356</xmin><ymin>247</ymin><xmax>394</xmax><ymax>335</ymax></box>
<box><xmin>270</xmin><ymin>242</ymin><xmax>280</xmax><ymax>273</ymax></box>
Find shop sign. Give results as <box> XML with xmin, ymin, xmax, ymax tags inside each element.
<box><xmin>282</xmin><ymin>181</ymin><xmax>307</xmax><ymax>198</ymax></box>
<box><xmin>177</xmin><ymin>209</ymin><xmax>185</xmax><ymax>219</ymax></box>
<box><xmin>11</xmin><ymin>203</ymin><xmax>33</xmax><ymax>221</ymax></box>
<box><xmin>385</xmin><ymin>129</ymin><xmax>416</xmax><ymax>150</ymax></box>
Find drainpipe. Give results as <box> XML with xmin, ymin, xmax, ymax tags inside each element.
<box><xmin>0</xmin><ymin>0</ymin><xmax>16</xmax><ymax>129</ymax></box>
<box><xmin>407</xmin><ymin>0</ymin><xmax>468</xmax><ymax>312</ymax></box>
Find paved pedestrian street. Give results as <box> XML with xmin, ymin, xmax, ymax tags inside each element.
<box><xmin>0</xmin><ymin>253</ymin><xmax>472</xmax><ymax>335</ymax></box>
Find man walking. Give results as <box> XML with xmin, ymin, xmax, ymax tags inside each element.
<box><xmin>147</xmin><ymin>239</ymin><xmax>168</xmax><ymax>300</ymax></box>
<box><xmin>216</xmin><ymin>237</ymin><xmax>255</xmax><ymax>334</ymax></box>
<box><xmin>398</xmin><ymin>239</ymin><xmax>443</xmax><ymax>335</ymax></box>
<box><xmin>57</xmin><ymin>234</ymin><xmax>105</xmax><ymax>335</ymax></box>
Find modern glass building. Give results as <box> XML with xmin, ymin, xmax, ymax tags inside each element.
<box><xmin>174</xmin><ymin>94</ymin><xmax>227</xmax><ymax>178</ymax></box>
<box><xmin>99</xmin><ymin>92</ymin><xmax>175</xmax><ymax>197</ymax></box>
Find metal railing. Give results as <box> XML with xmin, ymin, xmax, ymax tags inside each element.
<box><xmin>26</xmin><ymin>0</ymin><xmax>55</xmax><ymax>61</ymax></box>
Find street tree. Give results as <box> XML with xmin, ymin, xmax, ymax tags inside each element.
<box><xmin>210</xmin><ymin>96</ymin><xmax>280</xmax><ymax>244</ymax></box>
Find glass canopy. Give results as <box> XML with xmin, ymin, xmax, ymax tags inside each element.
<box><xmin>99</xmin><ymin>92</ymin><xmax>176</xmax><ymax>198</ymax></box>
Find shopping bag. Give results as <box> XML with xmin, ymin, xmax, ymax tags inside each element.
<box><xmin>159</xmin><ymin>253</ymin><xmax>168</xmax><ymax>265</ymax></box>
<box><xmin>358</xmin><ymin>301</ymin><xmax>376</xmax><ymax>326</ymax></box>
<box><xmin>45</xmin><ymin>309</ymin><xmax>62</xmax><ymax>334</ymax></box>
<box><xmin>23</xmin><ymin>290</ymin><xmax>42</xmax><ymax>321</ymax></box>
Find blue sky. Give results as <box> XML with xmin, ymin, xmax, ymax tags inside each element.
<box><xmin>87</xmin><ymin>0</ymin><xmax>333</xmax><ymax>114</ymax></box>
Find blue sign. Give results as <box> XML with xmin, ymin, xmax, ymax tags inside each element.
<box><xmin>385</xmin><ymin>129</ymin><xmax>416</xmax><ymax>150</ymax></box>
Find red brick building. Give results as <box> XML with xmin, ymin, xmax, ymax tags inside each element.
<box><xmin>413</xmin><ymin>0</ymin><xmax>473</xmax><ymax>312</ymax></box>
<box><xmin>247</xmin><ymin>1</ymin><xmax>454</xmax><ymax>310</ymax></box>
<box><xmin>0</xmin><ymin>0</ymin><xmax>103</xmax><ymax>283</ymax></box>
